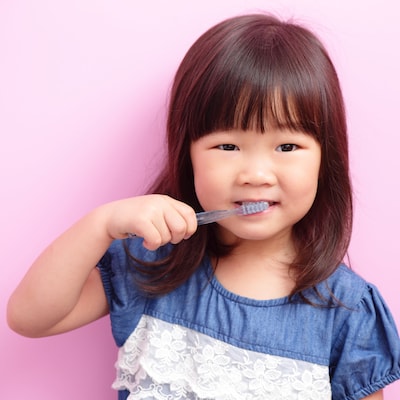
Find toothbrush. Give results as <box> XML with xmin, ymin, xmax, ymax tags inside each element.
<box><xmin>196</xmin><ymin>201</ymin><xmax>268</xmax><ymax>226</ymax></box>
<box><xmin>127</xmin><ymin>201</ymin><xmax>268</xmax><ymax>238</ymax></box>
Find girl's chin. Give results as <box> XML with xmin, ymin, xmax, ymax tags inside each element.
<box><xmin>217</xmin><ymin>226</ymin><xmax>274</xmax><ymax>243</ymax></box>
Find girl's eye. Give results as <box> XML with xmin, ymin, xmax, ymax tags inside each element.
<box><xmin>276</xmin><ymin>144</ymin><xmax>298</xmax><ymax>152</ymax></box>
<box><xmin>217</xmin><ymin>144</ymin><xmax>239</xmax><ymax>151</ymax></box>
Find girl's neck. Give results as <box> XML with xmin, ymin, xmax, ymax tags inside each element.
<box><xmin>213</xmin><ymin>237</ymin><xmax>296</xmax><ymax>301</ymax></box>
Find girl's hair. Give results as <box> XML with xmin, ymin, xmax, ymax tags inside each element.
<box><xmin>129</xmin><ymin>13</ymin><xmax>353</xmax><ymax>302</ymax></box>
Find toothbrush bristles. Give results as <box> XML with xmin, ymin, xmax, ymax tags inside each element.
<box><xmin>241</xmin><ymin>201</ymin><xmax>269</xmax><ymax>215</ymax></box>
<box><xmin>195</xmin><ymin>201</ymin><xmax>268</xmax><ymax>225</ymax></box>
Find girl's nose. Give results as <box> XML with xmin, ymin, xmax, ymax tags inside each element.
<box><xmin>237</xmin><ymin>156</ymin><xmax>277</xmax><ymax>186</ymax></box>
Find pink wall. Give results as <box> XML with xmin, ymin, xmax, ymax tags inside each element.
<box><xmin>1</xmin><ymin>1</ymin><xmax>399</xmax><ymax>398</ymax></box>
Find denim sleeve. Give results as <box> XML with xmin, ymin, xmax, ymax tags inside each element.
<box><xmin>97</xmin><ymin>238</ymin><xmax>149</xmax><ymax>347</ymax></box>
<box><xmin>330</xmin><ymin>284</ymin><xmax>400</xmax><ymax>399</ymax></box>
<box><xmin>97</xmin><ymin>238</ymin><xmax>173</xmax><ymax>347</ymax></box>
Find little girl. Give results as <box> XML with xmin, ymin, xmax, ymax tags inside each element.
<box><xmin>7</xmin><ymin>13</ymin><xmax>400</xmax><ymax>400</ymax></box>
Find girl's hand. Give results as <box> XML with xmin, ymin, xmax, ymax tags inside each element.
<box><xmin>103</xmin><ymin>195</ymin><xmax>198</xmax><ymax>250</ymax></box>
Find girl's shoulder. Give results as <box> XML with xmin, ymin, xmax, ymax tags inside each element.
<box><xmin>311</xmin><ymin>263</ymin><xmax>380</xmax><ymax>308</ymax></box>
<box><xmin>97</xmin><ymin>237</ymin><xmax>173</xmax><ymax>290</ymax></box>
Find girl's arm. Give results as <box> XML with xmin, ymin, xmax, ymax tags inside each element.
<box><xmin>7</xmin><ymin>195</ymin><xmax>197</xmax><ymax>337</ymax></box>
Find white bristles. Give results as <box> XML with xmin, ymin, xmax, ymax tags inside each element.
<box><xmin>196</xmin><ymin>201</ymin><xmax>268</xmax><ymax>225</ymax></box>
<box><xmin>240</xmin><ymin>201</ymin><xmax>269</xmax><ymax>215</ymax></box>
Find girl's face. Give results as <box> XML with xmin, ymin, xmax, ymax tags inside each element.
<box><xmin>190</xmin><ymin>129</ymin><xmax>321</xmax><ymax>245</ymax></box>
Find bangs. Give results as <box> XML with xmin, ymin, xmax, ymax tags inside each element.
<box><xmin>194</xmin><ymin>54</ymin><xmax>326</xmax><ymax>141</ymax></box>
<box><xmin>221</xmin><ymin>84</ymin><xmax>307</xmax><ymax>134</ymax></box>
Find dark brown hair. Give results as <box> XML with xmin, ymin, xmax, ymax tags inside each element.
<box><xmin>129</xmin><ymin>13</ymin><xmax>352</xmax><ymax>301</ymax></box>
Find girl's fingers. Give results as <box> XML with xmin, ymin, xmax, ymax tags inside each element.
<box><xmin>130</xmin><ymin>216</ymin><xmax>173</xmax><ymax>250</ymax></box>
<box><xmin>141</xmin><ymin>225</ymin><xmax>171</xmax><ymax>251</ymax></box>
<box><xmin>166</xmin><ymin>200</ymin><xmax>197</xmax><ymax>243</ymax></box>
<box><xmin>164</xmin><ymin>213</ymin><xmax>191</xmax><ymax>244</ymax></box>
<box><xmin>127</xmin><ymin>195</ymin><xmax>197</xmax><ymax>250</ymax></box>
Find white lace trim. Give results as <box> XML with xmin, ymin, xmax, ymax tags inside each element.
<box><xmin>113</xmin><ymin>315</ymin><xmax>331</xmax><ymax>399</ymax></box>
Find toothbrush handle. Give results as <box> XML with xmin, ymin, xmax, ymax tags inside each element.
<box><xmin>196</xmin><ymin>208</ymin><xmax>238</xmax><ymax>225</ymax></box>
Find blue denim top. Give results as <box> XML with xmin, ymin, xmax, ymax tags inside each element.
<box><xmin>98</xmin><ymin>238</ymin><xmax>400</xmax><ymax>399</ymax></box>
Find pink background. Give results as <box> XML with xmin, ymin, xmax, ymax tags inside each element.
<box><xmin>1</xmin><ymin>1</ymin><xmax>399</xmax><ymax>398</ymax></box>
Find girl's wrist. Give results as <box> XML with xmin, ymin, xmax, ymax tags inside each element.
<box><xmin>90</xmin><ymin>200</ymin><xmax>131</xmax><ymax>242</ymax></box>
<box><xmin>85</xmin><ymin>203</ymin><xmax>119</xmax><ymax>244</ymax></box>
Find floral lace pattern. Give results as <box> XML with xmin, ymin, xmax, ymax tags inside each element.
<box><xmin>113</xmin><ymin>315</ymin><xmax>331</xmax><ymax>399</ymax></box>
